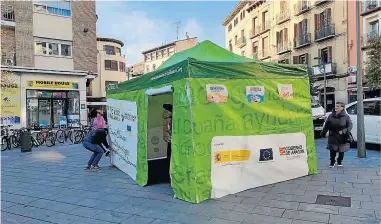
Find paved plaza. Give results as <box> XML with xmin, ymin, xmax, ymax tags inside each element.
<box><xmin>1</xmin><ymin>139</ymin><xmax>380</xmax><ymax>224</ymax></box>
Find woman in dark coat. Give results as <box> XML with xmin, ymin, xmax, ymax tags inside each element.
<box><xmin>321</xmin><ymin>102</ymin><xmax>353</xmax><ymax>168</ymax></box>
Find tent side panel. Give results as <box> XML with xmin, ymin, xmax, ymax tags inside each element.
<box><xmin>108</xmin><ymin>90</ymin><xmax>148</xmax><ymax>186</ymax></box>
<box><xmin>170</xmin><ymin>80</ymin><xmax>198</xmax><ymax>203</ymax></box>
<box><xmin>188</xmin><ymin>78</ymin><xmax>317</xmax><ymax>202</ymax></box>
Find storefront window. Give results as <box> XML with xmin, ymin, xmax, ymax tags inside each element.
<box><xmin>26</xmin><ymin>90</ymin><xmax>80</xmax><ymax>128</ymax></box>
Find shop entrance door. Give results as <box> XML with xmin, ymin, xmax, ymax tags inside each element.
<box><xmin>53</xmin><ymin>99</ymin><xmax>66</xmax><ymax>128</ymax></box>
<box><xmin>38</xmin><ymin>99</ymin><xmax>51</xmax><ymax>128</ymax></box>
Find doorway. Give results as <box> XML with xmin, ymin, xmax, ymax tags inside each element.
<box><xmin>146</xmin><ymin>92</ymin><xmax>173</xmax><ymax>184</ymax></box>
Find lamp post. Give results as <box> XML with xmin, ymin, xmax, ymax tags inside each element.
<box><xmin>356</xmin><ymin>0</ymin><xmax>366</xmax><ymax>158</ymax></box>
<box><xmin>315</xmin><ymin>57</ymin><xmax>327</xmax><ymax>112</ymax></box>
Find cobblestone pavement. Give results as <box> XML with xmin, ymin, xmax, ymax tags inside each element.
<box><xmin>1</xmin><ymin>139</ymin><xmax>380</xmax><ymax>224</ymax></box>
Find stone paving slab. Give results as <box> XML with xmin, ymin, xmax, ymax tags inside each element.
<box><xmin>1</xmin><ymin>139</ymin><xmax>380</xmax><ymax>224</ymax></box>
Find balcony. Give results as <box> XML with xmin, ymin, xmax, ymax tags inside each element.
<box><xmin>294</xmin><ymin>1</ymin><xmax>310</xmax><ymax>16</ymax></box>
<box><xmin>312</xmin><ymin>62</ymin><xmax>337</xmax><ymax>76</ymax></box>
<box><xmin>294</xmin><ymin>33</ymin><xmax>311</xmax><ymax>48</ymax></box>
<box><xmin>276</xmin><ymin>9</ymin><xmax>291</xmax><ymax>25</ymax></box>
<box><xmin>253</xmin><ymin>52</ymin><xmax>258</xmax><ymax>60</ymax></box>
<box><xmin>1</xmin><ymin>8</ymin><xmax>15</xmax><ymax>27</ymax></box>
<box><xmin>235</xmin><ymin>36</ymin><xmax>247</xmax><ymax>48</ymax></box>
<box><xmin>1</xmin><ymin>53</ymin><xmax>16</xmax><ymax>66</ymax></box>
<box><xmin>261</xmin><ymin>20</ymin><xmax>271</xmax><ymax>33</ymax></box>
<box><xmin>249</xmin><ymin>26</ymin><xmax>260</xmax><ymax>39</ymax></box>
<box><xmin>315</xmin><ymin>0</ymin><xmax>331</xmax><ymax>6</ymax></box>
<box><xmin>315</xmin><ymin>24</ymin><xmax>335</xmax><ymax>42</ymax></box>
<box><xmin>361</xmin><ymin>1</ymin><xmax>381</xmax><ymax>16</ymax></box>
<box><xmin>276</xmin><ymin>41</ymin><xmax>292</xmax><ymax>54</ymax></box>
<box><xmin>361</xmin><ymin>31</ymin><xmax>380</xmax><ymax>49</ymax></box>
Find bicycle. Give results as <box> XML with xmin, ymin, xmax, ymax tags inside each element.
<box><xmin>1</xmin><ymin>125</ymin><xmax>14</xmax><ymax>151</ymax></box>
<box><xmin>55</xmin><ymin>124</ymin><xmax>75</xmax><ymax>144</ymax></box>
<box><xmin>34</xmin><ymin>125</ymin><xmax>56</xmax><ymax>147</ymax></box>
<box><xmin>72</xmin><ymin>124</ymin><xmax>92</xmax><ymax>144</ymax></box>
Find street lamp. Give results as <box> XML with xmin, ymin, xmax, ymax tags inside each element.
<box><xmin>314</xmin><ymin>56</ymin><xmax>327</xmax><ymax>113</ymax></box>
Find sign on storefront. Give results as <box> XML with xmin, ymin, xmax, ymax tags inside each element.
<box><xmin>1</xmin><ymin>72</ymin><xmax>21</xmax><ymax>125</ymax></box>
<box><xmin>26</xmin><ymin>80</ymin><xmax>79</xmax><ymax>89</ymax></box>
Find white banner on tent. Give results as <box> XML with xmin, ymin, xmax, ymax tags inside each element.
<box><xmin>211</xmin><ymin>133</ymin><xmax>308</xmax><ymax>199</ymax></box>
<box><xmin>107</xmin><ymin>99</ymin><xmax>138</xmax><ymax>180</ymax></box>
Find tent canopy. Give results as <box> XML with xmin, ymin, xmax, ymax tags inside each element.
<box><xmin>110</xmin><ymin>40</ymin><xmax>307</xmax><ymax>93</ymax></box>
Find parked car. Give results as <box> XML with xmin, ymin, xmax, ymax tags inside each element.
<box><xmin>311</xmin><ymin>97</ymin><xmax>326</xmax><ymax>135</ymax></box>
<box><xmin>324</xmin><ymin>98</ymin><xmax>381</xmax><ymax>145</ymax></box>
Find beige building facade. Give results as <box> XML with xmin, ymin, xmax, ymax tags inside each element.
<box><xmin>128</xmin><ymin>61</ymin><xmax>144</xmax><ymax>79</ymax></box>
<box><xmin>143</xmin><ymin>37</ymin><xmax>198</xmax><ymax>74</ymax></box>
<box><xmin>87</xmin><ymin>37</ymin><xmax>126</xmax><ymax>109</ymax></box>
<box><xmin>1</xmin><ymin>0</ymin><xmax>97</xmax><ymax>128</ymax></box>
<box><xmin>223</xmin><ymin>0</ymin><xmax>350</xmax><ymax>112</ymax></box>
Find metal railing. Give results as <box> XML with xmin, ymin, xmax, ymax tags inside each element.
<box><xmin>249</xmin><ymin>26</ymin><xmax>260</xmax><ymax>38</ymax></box>
<box><xmin>362</xmin><ymin>30</ymin><xmax>380</xmax><ymax>47</ymax></box>
<box><xmin>2</xmin><ymin>8</ymin><xmax>15</xmax><ymax>21</ymax></box>
<box><xmin>261</xmin><ymin>20</ymin><xmax>271</xmax><ymax>32</ymax></box>
<box><xmin>312</xmin><ymin>62</ymin><xmax>337</xmax><ymax>75</ymax></box>
<box><xmin>315</xmin><ymin>24</ymin><xmax>335</xmax><ymax>41</ymax></box>
<box><xmin>361</xmin><ymin>1</ymin><xmax>381</xmax><ymax>14</ymax></box>
<box><xmin>276</xmin><ymin>41</ymin><xmax>291</xmax><ymax>54</ymax></box>
<box><xmin>235</xmin><ymin>36</ymin><xmax>247</xmax><ymax>47</ymax></box>
<box><xmin>294</xmin><ymin>33</ymin><xmax>311</xmax><ymax>48</ymax></box>
<box><xmin>276</xmin><ymin>9</ymin><xmax>291</xmax><ymax>24</ymax></box>
<box><xmin>294</xmin><ymin>1</ymin><xmax>310</xmax><ymax>15</ymax></box>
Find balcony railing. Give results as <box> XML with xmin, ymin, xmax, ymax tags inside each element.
<box><xmin>312</xmin><ymin>62</ymin><xmax>337</xmax><ymax>76</ymax></box>
<box><xmin>315</xmin><ymin>24</ymin><xmax>335</xmax><ymax>42</ymax></box>
<box><xmin>261</xmin><ymin>20</ymin><xmax>271</xmax><ymax>33</ymax></box>
<box><xmin>1</xmin><ymin>53</ymin><xmax>16</xmax><ymax>66</ymax></box>
<box><xmin>362</xmin><ymin>30</ymin><xmax>380</xmax><ymax>48</ymax></box>
<box><xmin>253</xmin><ymin>52</ymin><xmax>258</xmax><ymax>60</ymax></box>
<box><xmin>294</xmin><ymin>33</ymin><xmax>311</xmax><ymax>48</ymax></box>
<box><xmin>294</xmin><ymin>1</ymin><xmax>310</xmax><ymax>15</ymax></box>
<box><xmin>276</xmin><ymin>9</ymin><xmax>291</xmax><ymax>25</ymax></box>
<box><xmin>361</xmin><ymin>1</ymin><xmax>381</xmax><ymax>15</ymax></box>
<box><xmin>2</xmin><ymin>9</ymin><xmax>14</xmax><ymax>21</ymax></box>
<box><xmin>235</xmin><ymin>36</ymin><xmax>247</xmax><ymax>48</ymax></box>
<box><xmin>249</xmin><ymin>26</ymin><xmax>260</xmax><ymax>38</ymax></box>
<box><xmin>315</xmin><ymin>0</ymin><xmax>331</xmax><ymax>6</ymax></box>
<box><xmin>276</xmin><ymin>41</ymin><xmax>292</xmax><ymax>54</ymax></box>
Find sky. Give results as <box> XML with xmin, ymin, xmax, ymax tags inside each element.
<box><xmin>96</xmin><ymin>1</ymin><xmax>238</xmax><ymax>66</ymax></box>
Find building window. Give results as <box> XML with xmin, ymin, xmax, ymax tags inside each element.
<box><xmin>146</xmin><ymin>65</ymin><xmax>149</xmax><ymax>73</ymax></box>
<box><xmin>235</xmin><ymin>35</ymin><xmax>238</xmax><ymax>44</ymax></box>
<box><xmin>229</xmin><ymin>40</ymin><xmax>233</xmax><ymax>51</ymax></box>
<box><xmin>105</xmin><ymin>60</ymin><xmax>118</xmax><ymax>71</ymax></box>
<box><xmin>116</xmin><ymin>47</ymin><xmax>121</xmax><ymax>55</ymax></box>
<box><xmin>153</xmin><ymin>64</ymin><xmax>156</xmax><ymax>70</ymax></box>
<box><xmin>293</xmin><ymin>53</ymin><xmax>309</xmax><ymax>65</ymax></box>
<box><xmin>33</xmin><ymin>0</ymin><xmax>72</xmax><ymax>17</ymax></box>
<box><xmin>34</xmin><ymin>41</ymin><xmax>72</xmax><ymax>57</ymax></box>
<box><xmin>104</xmin><ymin>45</ymin><xmax>115</xmax><ymax>55</ymax></box>
<box><xmin>119</xmin><ymin>62</ymin><xmax>125</xmax><ymax>72</ymax></box>
<box><xmin>228</xmin><ymin>24</ymin><xmax>232</xmax><ymax>32</ymax></box>
<box><xmin>105</xmin><ymin>81</ymin><xmax>118</xmax><ymax>91</ymax></box>
<box><xmin>369</xmin><ymin>20</ymin><xmax>379</xmax><ymax>34</ymax></box>
<box><xmin>318</xmin><ymin>46</ymin><xmax>332</xmax><ymax>64</ymax></box>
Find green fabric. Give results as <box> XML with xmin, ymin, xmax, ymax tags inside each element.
<box><xmin>107</xmin><ymin>40</ymin><xmax>306</xmax><ymax>94</ymax></box>
<box><xmin>107</xmin><ymin>90</ymin><xmax>148</xmax><ymax>186</ymax></box>
<box><xmin>187</xmin><ymin>78</ymin><xmax>317</xmax><ymax>202</ymax></box>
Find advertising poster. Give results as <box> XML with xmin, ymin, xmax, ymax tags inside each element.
<box><xmin>246</xmin><ymin>86</ymin><xmax>265</xmax><ymax>103</ymax></box>
<box><xmin>206</xmin><ymin>84</ymin><xmax>228</xmax><ymax>103</ymax></box>
<box><xmin>211</xmin><ymin>133</ymin><xmax>308</xmax><ymax>198</ymax></box>
<box><xmin>107</xmin><ymin>98</ymin><xmax>138</xmax><ymax>180</ymax></box>
<box><xmin>277</xmin><ymin>84</ymin><xmax>293</xmax><ymax>100</ymax></box>
<box><xmin>1</xmin><ymin>72</ymin><xmax>21</xmax><ymax>125</ymax></box>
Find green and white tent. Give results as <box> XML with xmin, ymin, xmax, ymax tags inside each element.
<box><xmin>107</xmin><ymin>40</ymin><xmax>317</xmax><ymax>203</ymax></box>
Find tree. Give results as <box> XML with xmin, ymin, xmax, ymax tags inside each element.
<box><xmin>365</xmin><ymin>36</ymin><xmax>381</xmax><ymax>90</ymax></box>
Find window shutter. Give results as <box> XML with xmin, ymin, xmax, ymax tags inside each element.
<box><xmin>328</xmin><ymin>46</ymin><xmax>332</xmax><ymax>63</ymax></box>
<box><xmin>284</xmin><ymin>28</ymin><xmax>288</xmax><ymax>43</ymax></box>
<box><xmin>294</xmin><ymin>23</ymin><xmax>298</xmax><ymax>38</ymax></box>
<box><xmin>305</xmin><ymin>53</ymin><xmax>309</xmax><ymax>65</ymax></box>
<box><xmin>293</xmin><ymin>56</ymin><xmax>299</xmax><ymax>64</ymax></box>
<box><xmin>315</xmin><ymin>14</ymin><xmax>320</xmax><ymax>30</ymax></box>
<box><xmin>276</xmin><ymin>31</ymin><xmax>280</xmax><ymax>44</ymax></box>
<box><xmin>327</xmin><ymin>8</ymin><xmax>332</xmax><ymax>25</ymax></box>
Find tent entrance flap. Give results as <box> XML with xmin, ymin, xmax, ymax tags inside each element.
<box><xmin>145</xmin><ymin>85</ymin><xmax>173</xmax><ymax>96</ymax></box>
<box><xmin>146</xmin><ymin>93</ymin><xmax>173</xmax><ymax>184</ymax></box>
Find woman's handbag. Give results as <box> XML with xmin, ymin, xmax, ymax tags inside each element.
<box><xmin>346</xmin><ymin>132</ymin><xmax>354</xmax><ymax>144</ymax></box>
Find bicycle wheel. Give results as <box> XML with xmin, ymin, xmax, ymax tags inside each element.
<box><xmin>46</xmin><ymin>132</ymin><xmax>56</xmax><ymax>147</ymax></box>
<box><xmin>11</xmin><ymin>135</ymin><xmax>19</xmax><ymax>148</ymax></box>
<box><xmin>35</xmin><ymin>132</ymin><xmax>44</xmax><ymax>146</ymax></box>
<box><xmin>73</xmin><ymin>131</ymin><xmax>83</xmax><ymax>144</ymax></box>
<box><xmin>31</xmin><ymin>136</ymin><xmax>39</xmax><ymax>147</ymax></box>
<box><xmin>56</xmin><ymin>130</ymin><xmax>65</xmax><ymax>144</ymax></box>
<box><xmin>1</xmin><ymin>137</ymin><xmax>9</xmax><ymax>151</ymax></box>
<box><xmin>68</xmin><ymin>130</ymin><xmax>74</xmax><ymax>144</ymax></box>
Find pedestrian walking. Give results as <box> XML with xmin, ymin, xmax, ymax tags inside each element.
<box><xmin>93</xmin><ymin>109</ymin><xmax>107</xmax><ymax>129</ymax></box>
<box><xmin>82</xmin><ymin>128</ymin><xmax>110</xmax><ymax>170</ymax></box>
<box><xmin>321</xmin><ymin>102</ymin><xmax>353</xmax><ymax>168</ymax></box>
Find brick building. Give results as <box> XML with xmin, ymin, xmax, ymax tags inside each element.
<box><xmin>1</xmin><ymin>0</ymin><xmax>97</xmax><ymax>128</ymax></box>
